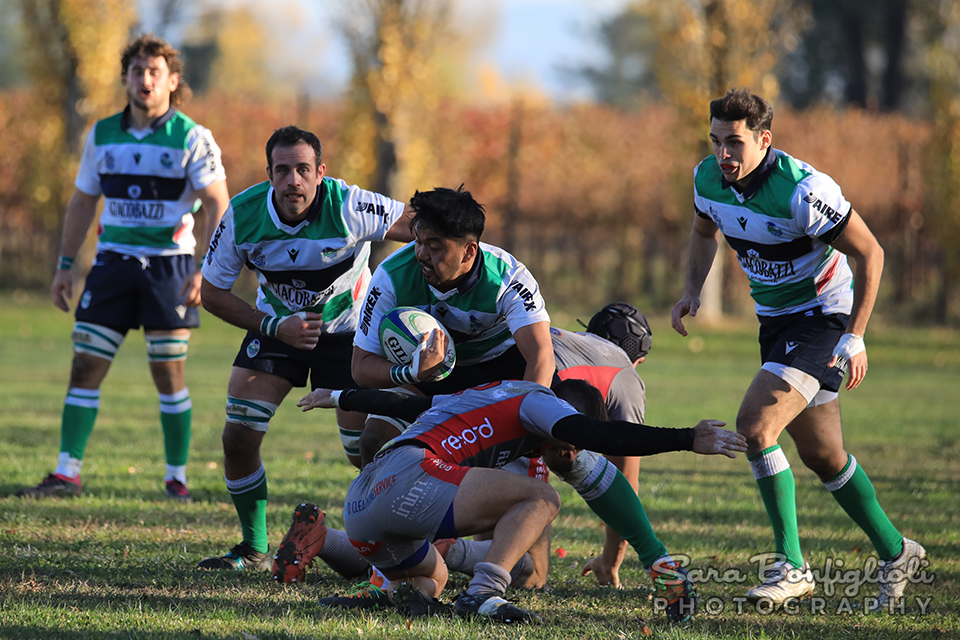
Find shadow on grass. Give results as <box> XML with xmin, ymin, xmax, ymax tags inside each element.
<box><xmin>0</xmin><ymin>626</ymin><xmax>301</xmax><ymax>640</ymax></box>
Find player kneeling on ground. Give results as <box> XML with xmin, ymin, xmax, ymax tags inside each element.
<box><xmin>297</xmin><ymin>346</ymin><xmax>746</xmax><ymax>624</ymax></box>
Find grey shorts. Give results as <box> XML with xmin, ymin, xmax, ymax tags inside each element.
<box><xmin>343</xmin><ymin>445</ymin><xmax>467</xmax><ymax>572</ymax></box>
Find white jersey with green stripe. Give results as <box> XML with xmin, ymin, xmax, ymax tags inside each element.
<box><xmin>693</xmin><ymin>148</ymin><xmax>854</xmax><ymax>316</ymax></box>
<box><xmin>202</xmin><ymin>177</ymin><xmax>405</xmax><ymax>334</ymax></box>
<box><xmin>74</xmin><ymin>107</ymin><xmax>226</xmax><ymax>257</ymax></box>
<box><xmin>353</xmin><ymin>242</ymin><xmax>550</xmax><ymax>365</ymax></box>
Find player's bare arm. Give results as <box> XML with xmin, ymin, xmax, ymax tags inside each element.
<box><xmin>671</xmin><ymin>214</ymin><xmax>721</xmax><ymax>336</ymax></box>
<box><xmin>200</xmin><ymin>278</ymin><xmax>322</xmax><ymax>350</ymax></box>
<box><xmin>825</xmin><ymin>209</ymin><xmax>884</xmax><ymax>390</ymax></box>
<box><xmin>350</xmin><ymin>330</ymin><xmax>448</xmax><ymax>389</ymax></box>
<box><xmin>513</xmin><ymin>321</ymin><xmax>556</xmax><ymax>387</ymax></box>
<box><xmin>51</xmin><ymin>189</ymin><xmax>100</xmax><ymax>312</ymax></box>
<box><xmin>182</xmin><ymin>179</ymin><xmax>231</xmax><ymax>307</ymax></box>
<box><xmin>383</xmin><ymin>207</ymin><xmax>415</xmax><ymax>242</ymax></box>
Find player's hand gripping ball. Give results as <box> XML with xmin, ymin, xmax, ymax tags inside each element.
<box><xmin>379</xmin><ymin>307</ymin><xmax>456</xmax><ymax>381</ymax></box>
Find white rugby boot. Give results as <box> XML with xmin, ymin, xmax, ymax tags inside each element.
<box><xmin>745</xmin><ymin>560</ymin><xmax>816</xmax><ymax>606</ymax></box>
<box><xmin>868</xmin><ymin>538</ymin><xmax>928</xmax><ymax>613</ymax></box>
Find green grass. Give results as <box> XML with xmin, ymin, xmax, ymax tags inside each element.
<box><xmin>1</xmin><ymin>291</ymin><xmax>957</xmax><ymax>639</ymax></box>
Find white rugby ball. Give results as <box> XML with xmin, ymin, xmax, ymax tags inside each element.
<box><xmin>378</xmin><ymin>306</ymin><xmax>456</xmax><ymax>381</ymax></box>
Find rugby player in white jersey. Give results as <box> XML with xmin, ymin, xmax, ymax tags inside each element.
<box><xmin>671</xmin><ymin>88</ymin><xmax>926</xmax><ymax>611</ymax></box>
<box><xmin>17</xmin><ymin>34</ymin><xmax>230</xmax><ymax>502</ymax></box>
<box><xmin>195</xmin><ymin>126</ymin><xmax>414</xmax><ymax>571</ymax></box>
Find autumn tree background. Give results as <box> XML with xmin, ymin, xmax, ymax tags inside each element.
<box><xmin>0</xmin><ymin>0</ymin><xmax>958</xmax><ymax>323</ymax></box>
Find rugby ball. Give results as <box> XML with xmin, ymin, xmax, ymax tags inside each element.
<box><xmin>379</xmin><ymin>307</ymin><xmax>456</xmax><ymax>381</ymax></box>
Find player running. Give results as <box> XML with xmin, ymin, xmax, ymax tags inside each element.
<box><xmin>671</xmin><ymin>88</ymin><xmax>926</xmax><ymax>611</ymax></box>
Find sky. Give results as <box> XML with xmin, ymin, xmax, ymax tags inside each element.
<box><xmin>141</xmin><ymin>0</ymin><xmax>635</xmax><ymax>101</ymax></box>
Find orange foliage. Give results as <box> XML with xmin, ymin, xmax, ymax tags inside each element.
<box><xmin>0</xmin><ymin>90</ymin><xmax>948</xmax><ymax>319</ymax></box>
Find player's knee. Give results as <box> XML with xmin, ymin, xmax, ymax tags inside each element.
<box><xmin>798</xmin><ymin>448</ymin><xmax>845</xmax><ymax>480</ymax></box>
<box><xmin>534</xmin><ymin>483</ymin><xmax>562</xmax><ymax>517</ymax></box>
<box><xmin>735</xmin><ymin>411</ymin><xmax>766</xmax><ymax>444</ymax></box>
<box><xmin>145</xmin><ymin>331</ymin><xmax>190</xmax><ymax>363</ymax></box>
<box><xmin>224</xmin><ymin>395</ymin><xmax>277</xmax><ymax>440</ymax></box>
<box><xmin>72</xmin><ymin>322</ymin><xmax>124</xmax><ymax>362</ymax></box>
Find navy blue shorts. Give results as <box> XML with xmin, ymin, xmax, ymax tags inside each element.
<box><xmin>75</xmin><ymin>251</ymin><xmax>200</xmax><ymax>331</ymax></box>
<box><xmin>233</xmin><ymin>330</ymin><xmax>359</xmax><ymax>390</ymax></box>
<box><xmin>758</xmin><ymin>309</ymin><xmax>848</xmax><ymax>393</ymax></box>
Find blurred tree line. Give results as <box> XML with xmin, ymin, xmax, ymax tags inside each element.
<box><xmin>0</xmin><ymin>0</ymin><xmax>958</xmax><ymax>324</ymax></box>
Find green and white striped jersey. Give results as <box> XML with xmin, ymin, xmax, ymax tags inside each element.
<box><xmin>75</xmin><ymin>107</ymin><xmax>226</xmax><ymax>257</ymax></box>
<box><xmin>353</xmin><ymin>242</ymin><xmax>550</xmax><ymax>365</ymax></box>
<box><xmin>202</xmin><ymin>177</ymin><xmax>405</xmax><ymax>335</ymax></box>
<box><xmin>694</xmin><ymin>148</ymin><xmax>854</xmax><ymax>316</ymax></box>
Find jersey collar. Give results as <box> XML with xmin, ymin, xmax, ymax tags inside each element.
<box><xmin>721</xmin><ymin>146</ymin><xmax>777</xmax><ymax>200</ymax></box>
<box><xmin>120</xmin><ymin>106</ymin><xmax>176</xmax><ymax>133</ymax></box>
<box><xmin>455</xmin><ymin>246</ymin><xmax>484</xmax><ymax>295</ymax></box>
<box><xmin>304</xmin><ymin>181</ymin><xmax>326</xmax><ymax>225</ymax></box>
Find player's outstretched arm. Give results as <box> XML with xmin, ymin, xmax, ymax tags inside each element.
<box><xmin>551</xmin><ymin>414</ymin><xmax>745</xmax><ymax>458</ymax></box>
<box><xmin>299</xmin><ymin>387</ymin><xmax>432</xmax><ymax>422</ymax></box>
<box><xmin>671</xmin><ymin>215</ymin><xmax>720</xmax><ymax>336</ymax></box>
<box><xmin>691</xmin><ymin>420</ymin><xmax>747</xmax><ymax>458</ymax></box>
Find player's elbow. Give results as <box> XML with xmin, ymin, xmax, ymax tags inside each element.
<box><xmin>350</xmin><ymin>355</ymin><xmax>378</xmax><ymax>388</ymax></box>
<box><xmin>199</xmin><ymin>279</ymin><xmax>227</xmax><ymax>314</ymax></box>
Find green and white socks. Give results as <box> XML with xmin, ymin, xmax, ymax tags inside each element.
<box><xmin>226</xmin><ymin>463</ymin><xmax>270</xmax><ymax>554</ymax></box>
<box><xmin>159</xmin><ymin>388</ymin><xmax>192</xmax><ymax>483</ymax></box>
<box><xmin>749</xmin><ymin>445</ymin><xmax>805</xmax><ymax>568</ymax></box>
<box><xmin>55</xmin><ymin>388</ymin><xmax>100</xmax><ymax>480</ymax></box>
<box><xmin>824</xmin><ymin>453</ymin><xmax>903</xmax><ymax>561</ymax></box>
<box><xmin>750</xmin><ymin>445</ymin><xmax>905</xmax><ymax>567</ymax></box>
<box><xmin>55</xmin><ymin>387</ymin><xmax>193</xmax><ymax>485</ymax></box>
<box><xmin>563</xmin><ymin>451</ymin><xmax>669</xmax><ymax>569</ymax></box>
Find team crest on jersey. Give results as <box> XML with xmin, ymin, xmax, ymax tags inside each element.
<box><xmin>160</xmin><ymin>152</ymin><xmax>173</xmax><ymax>168</ymax></box>
<box><xmin>250</xmin><ymin>248</ymin><xmax>266</xmax><ymax>268</ymax></box>
<box><xmin>104</xmin><ymin>152</ymin><xmax>115</xmax><ymax>171</ymax></box>
<box><xmin>322</xmin><ymin>248</ymin><xmax>338</xmax><ymax>258</ymax></box>
<box><xmin>80</xmin><ymin>291</ymin><xmax>92</xmax><ymax>309</ymax></box>
<box><xmin>246</xmin><ymin>339</ymin><xmax>261</xmax><ymax>358</ymax></box>
<box><xmin>128</xmin><ymin>185</ymin><xmax>142</xmax><ymax>199</ymax></box>
<box><xmin>707</xmin><ymin>205</ymin><xmax>724</xmax><ymax>232</ymax></box>
<box><xmin>766</xmin><ymin>222</ymin><xmax>785</xmax><ymax>237</ymax></box>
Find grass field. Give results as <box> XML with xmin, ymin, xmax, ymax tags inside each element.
<box><xmin>1</xmin><ymin>291</ymin><xmax>957</xmax><ymax>639</ymax></box>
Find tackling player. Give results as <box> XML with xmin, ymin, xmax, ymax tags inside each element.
<box><xmin>298</xmin><ymin>373</ymin><xmax>745</xmax><ymax>624</ymax></box>
<box><xmin>671</xmin><ymin>88</ymin><xmax>926</xmax><ymax>611</ymax></box>
<box><xmin>195</xmin><ymin>126</ymin><xmax>413</xmax><ymax>571</ymax></box>
<box><xmin>17</xmin><ymin>34</ymin><xmax>230</xmax><ymax>502</ymax></box>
